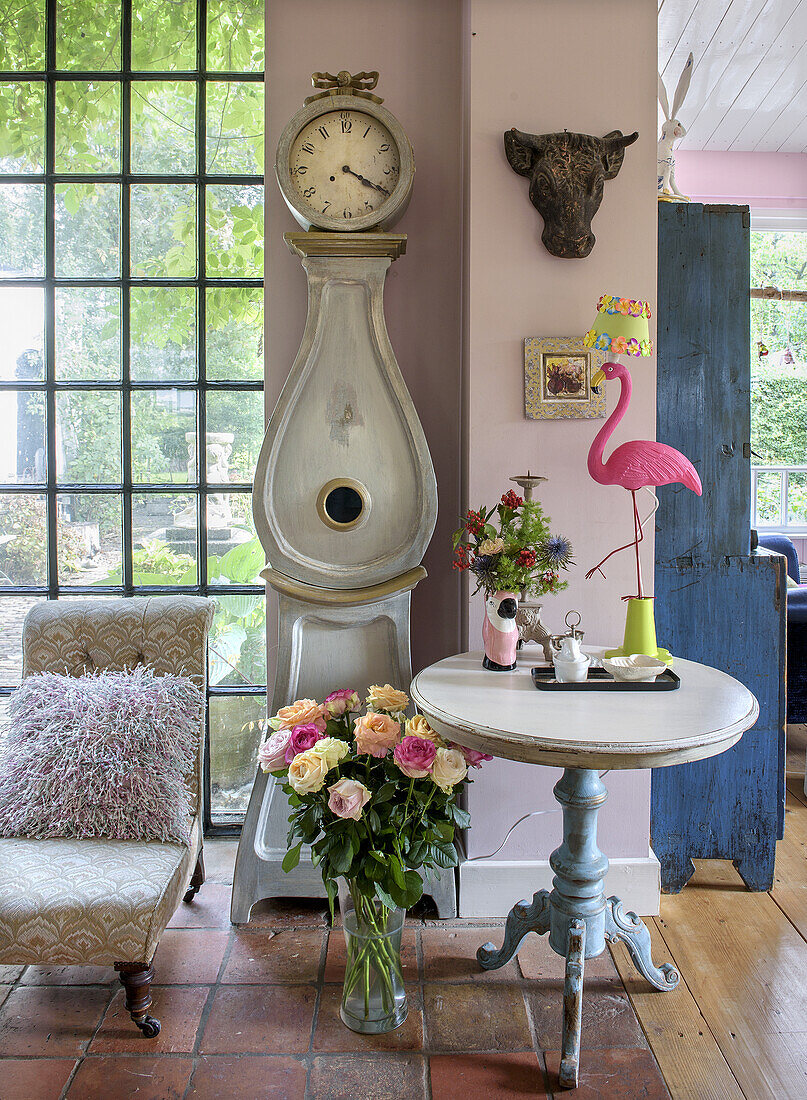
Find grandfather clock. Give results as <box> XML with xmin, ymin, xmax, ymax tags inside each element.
<box><xmin>231</xmin><ymin>72</ymin><xmax>453</xmax><ymax>919</ymax></box>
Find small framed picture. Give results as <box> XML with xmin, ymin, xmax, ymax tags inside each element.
<box><xmin>524</xmin><ymin>337</ymin><xmax>606</xmax><ymax>420</ymax></box>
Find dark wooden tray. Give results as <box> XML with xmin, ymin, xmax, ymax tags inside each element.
<box><xmin>531</xmin><ymin>666</ymin><xmax>680</xmax><ymax>691</ymax></box>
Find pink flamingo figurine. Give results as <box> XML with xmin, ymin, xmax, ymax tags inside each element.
<box><xmin>586</xmin><ymin>361</ymin><xmax>702</xmax><ymax>598</ymax></box>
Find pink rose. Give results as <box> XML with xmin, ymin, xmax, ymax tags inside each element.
<box><xmin>285</xmin><ymin>723</ymin><xmax>325</xmax><ymax>763</ymax></box>
<box><xmin>328</xmin><ymin>778</ymin><xmax>371</xmax><ymax>821</ymax></box>
<box><xmin>353</xmin><ymin>712</ymin><xmax>400</xmax><ymax>758</ymax></box>
<box><xmin>259</xmin><ymin>729</ymin><xmax>292</xmax><ymax>772</ymax></box>
<box><xmin>454</xmin><ymin>744</ymin><xmax>493</xmax><ymax>768</ymax></box>
<box><xmin>324</xmin><ymin>689</ymin><xmax>360</xmax><ymax>717</ymax></box>
<box><xmin>394</xmin><ymin>735</ymin><xmax>437</xmax><ymax>778</ymax></box>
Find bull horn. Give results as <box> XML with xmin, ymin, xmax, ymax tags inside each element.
<box><xmin>508</xmin><ymin>127</ymin><xmax>549</xmax><ymax>153</ymax></box>
<box><xmin>601</xmin><ymin>130</ymin><xmax>639</xmax><ymax>151</ymax></box>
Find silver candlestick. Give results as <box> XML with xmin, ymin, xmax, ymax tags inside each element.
<box><xmin>511</xmin><ymin>471</ymin><xmax>552</xmax><ymax>657</ymax></box>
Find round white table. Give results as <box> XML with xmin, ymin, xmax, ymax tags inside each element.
<box><xmin>410</xmin><ymin>649</ymin><xmax>758</xmax><ymax>1089</ymax></box>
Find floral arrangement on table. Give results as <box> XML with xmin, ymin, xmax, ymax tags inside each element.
<box><xmin>451</xmin><ymin>488</ymin><xmax>573</xmax><ymax>598</ymax></box>
<box><xmin>256</xmin><ymin>684</ymin><xmax>491</xmax><ymax>1032</ymax></box>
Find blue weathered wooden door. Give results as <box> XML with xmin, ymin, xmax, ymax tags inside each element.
<box><xmin>652</xmin><ymin>203</ymin><xmax>786</xmax><ymax>893</ymax></box>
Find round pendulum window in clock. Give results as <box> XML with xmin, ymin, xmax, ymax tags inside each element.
<box><xmin>231</xmin><ymin>71</ymin><xmax>453</xmax><ymax>920</ymax></box>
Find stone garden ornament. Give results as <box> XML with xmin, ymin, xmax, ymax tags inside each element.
<box><xmin>504</xmin><ymin>128</ymin><xmax>639</xmax><ymax>258</ymax></box>
<box><xmin>657</xmin><ymin>53</ymin><xmax>694</xmax><ymax>202</ymax></box>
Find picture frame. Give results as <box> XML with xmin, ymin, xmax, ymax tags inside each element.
<box><xmin>524</xmin><ymin>337</ymin><xmax>606</xmax><ymax>420</ymax></box>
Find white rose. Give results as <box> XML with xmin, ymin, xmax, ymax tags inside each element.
<box><xmin>309</xmin><ymin>736</ymin><xmax>349</xmax><ymax>770</ymax></box>
<box><xmin>431</xmin><ymin>747</ymin><xmax>468</xmax><ymax>792</ymax></box>
<box><xmin>287</xmin><ymin>749</ymin><xmax>330</xmax><ymax>794</ymax></box>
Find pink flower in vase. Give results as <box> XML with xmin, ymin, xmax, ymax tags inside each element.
<box><xmin>323</xmin><ymin>689</ymin><xmax>360</xmax><ymax>717</ymax></box>
<box><xmin>451</xmin><ymin>743</ymin><xmax>493</xmax><ymax>768</ymax></box>
<box><xmin>285</xmin><ymin>723</ymin><xmax>326</xmax><ymax>763</ymax></box>
<box><xmin>328</xmin><ymin>778</ymin><xmax>371</xmax><ymax>821</ymax></box>
<box><xmin>258</xmin><ymin>729</ymin><xmax>292</xmax><ymax>772</ymax></box>
<box><xmin>394</xmin><ymin>735</ymin><xmax>437</xmax><ymax>778</ymax></box>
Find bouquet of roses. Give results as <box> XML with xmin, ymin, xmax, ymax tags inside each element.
<box><xmin>257</xmin><ymin>683</ymin><xmax>490</xmax><ymax>914</ymax></box>
<box><xmin>452</xmin><ymin>488</ymin><xmax>573</xmax><ymax>598</ymax></box>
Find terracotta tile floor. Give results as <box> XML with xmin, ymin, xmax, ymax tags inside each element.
<box><xmin>0</xmin><ymin>847</ymin><xmax>670</xmax><ymax>1098</ymax></box>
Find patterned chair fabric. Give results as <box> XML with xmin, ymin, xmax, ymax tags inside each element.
<box><xmin>0</xmin><ymin>596</ymin><xmax>214</xmax><ymax>967</ymax></box>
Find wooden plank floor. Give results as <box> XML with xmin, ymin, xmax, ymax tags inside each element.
<box><xmin>613</xmin><ymin>753</ymin><xmax>807</xmax><ymax>1100</ymax></box>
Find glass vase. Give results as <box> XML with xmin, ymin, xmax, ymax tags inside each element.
<box><xmin>338</xmin><ymin>879</ymin><xmax>407</xmax><ymax>1034</ymax></box>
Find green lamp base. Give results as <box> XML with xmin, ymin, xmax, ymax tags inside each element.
<box><xmin>604</xmin><ymin>597</ymin><xmax>673</xmax><ymax>665</ymax></box>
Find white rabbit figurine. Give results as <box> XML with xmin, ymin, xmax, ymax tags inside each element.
<box><xmin>657</xmin><ymin>52</ymin><xmax>693</xmax><ymax>201</ymax></box>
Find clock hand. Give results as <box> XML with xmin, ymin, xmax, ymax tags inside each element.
<box><xmin>341</xmin><ymin>164</ymin><xmax>390</xmax><ymax>196</ymax></box>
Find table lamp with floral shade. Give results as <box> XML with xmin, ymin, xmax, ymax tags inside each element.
<box><xmin>583</xmin><ymin>294</ymin><xmax>702</xmax><ymax>663</ymax></box>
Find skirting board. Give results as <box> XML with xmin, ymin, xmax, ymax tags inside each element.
<box><xmin>459</xmin><ymin>852</ymin><xmax>661</xmax><ymax>918</ymax></box>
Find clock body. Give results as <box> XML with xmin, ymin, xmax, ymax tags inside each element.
<box><xmin>275</xmin><ymin>94</ymin><xmax>414</xmax><ymax>232</ymax></box>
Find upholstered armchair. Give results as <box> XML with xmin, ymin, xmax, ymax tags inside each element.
<box><xmin>758</xmin><ymin>534</ymin><xmax>807</xmax><ymax>724</ymax></box>
<box><xmin>0</xmin><ymin>595</ymin><xmax>214</xmax><ymax>1037</ymax></box>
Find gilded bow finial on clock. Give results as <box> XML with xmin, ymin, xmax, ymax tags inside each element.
<box><xmin>311</xmin><ymin>70</ymin><xmax>379</xmax><ymax>92</ymax></box>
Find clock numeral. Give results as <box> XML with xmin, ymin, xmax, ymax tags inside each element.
<box><xmin>341</xmin><ymin>118</ymin><xmax>352</xmax><ymax>133</ymax></box>
<box><xmin>378</xmin><ymin>143</ymin><xmax>390</xmax><ymax>152</ymax></box>
<box><xmin>317</xmin><ymin>125</ymin><xmax>329</xmax><ymax>139</ymax></box>
<box><xmin>322</xmin><ymin>200</ymin><xmax>331</xmax><ymax>212</ymax></box>
<box><xmin>383</xmin><ymin>164</ymin><xmax>398</xmax><ymax>175</ymax></box>
<box><xmin>294</xmin><ymin>165</ymin><xmax>307</xmax><ymax>175</ymax></box>
<box><xmin>303</xmin><ymin>186</ymin><xmax>316</xmax><ymax>198</ymax></box>
<box><xmin>300</xmin><ymin>141</ymin><xmax>315</xmax><ymax>155</ymax></box>
<box><xmin>343</xmin><ymin>208</ymin><xmax>352</xmax><ymax>219</ymax></box>
<box><xmin>364</xmin><ymin>201</ymin><xmax>374</xmax><ymax>211</ymax></box>
<box><xmin>363</xmin><ymin>125</ymin><xmax>371</xmax><ymax>138</ymax></box>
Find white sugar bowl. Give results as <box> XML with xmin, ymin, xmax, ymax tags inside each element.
<box><xmin>602</xmin><ymin>653</ymin><xmax>667</xmax><ymax>682</ymax></box>
<box><xmin>553</xmin><ymin>636</ymin><xmax>591</xmax><ymax>683</ymax></box>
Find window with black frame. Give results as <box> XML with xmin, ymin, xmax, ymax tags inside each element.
<box><xmin>0</xmin><ymin>0</ymin><xmax>266</xmax><ymax>832</ymax></box>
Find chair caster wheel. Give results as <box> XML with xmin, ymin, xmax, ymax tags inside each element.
<box><xmin>137</xmin><ymin>1015</ymin><xmax>161</xmax><ymax>1038</ymax></box>
<box><xmin>183</xmin><ymin>885</ymin><xmax>200</xmax><ymax>904</ymax></box>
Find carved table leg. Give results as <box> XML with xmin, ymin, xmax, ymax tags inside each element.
<box><xmin>477</xmin><ymin>890</ymin><xmax>550</xmax><ymax>969</ymax></box>
<box><xmin>183</xmin><ymin>851</ymin><xmax>205</xmax><ymax>904</ymax></box>
<box><xmin>114</xmin><ymin>963</ymin><xmax>161</xmax><ymax>1038</ymax></box>
<box><xmin>604</xmin><ymin>896</ymin><xmax>680</xmax><ymax>991</ymax></box>
<box><xmin>559</xmin><ymin>919</ymin><xmax>585</xmax><ymax>1089</ymax></box>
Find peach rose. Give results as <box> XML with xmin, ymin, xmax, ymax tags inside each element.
<box><xmin>406</xmin><ymin>713</ymin><xmax>443</xmax><ymax>746</ymax></box>
<box><xmin>431</xmin><ymin>747</ymin><xmax>468</xmax><ymax>792</ymax></box>
<box><xmin>354</xmin><ymin>711</ymin><xmax>401</xmax><ymax>758</ymax></box>
<box><xmin>287</xmin><ymin>748</ymin><xmax>330</xmax><ymax>794</ymax></box>
<box><xmin>366</xmin><ymin>684</ymin><xmax>409</xmax><ymax>713</ymax></box>
<box><xmin>274</xmin><ymin>698</ymin><xmax>326</xmax><ymax>731</ymax></box>
<box><xmin>328</xmin><ymin>778</ymin><xmax>371</xmax><ymax>821</ymax></box>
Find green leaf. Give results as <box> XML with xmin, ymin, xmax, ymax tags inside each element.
<box><xmin>282</xmin><ymin>842</ymin><xmax>302</xmax><ymax>873</ymax></box>
<box><xmin>451</xmin><ymin>806</ymin><xmax>471</xmax><ymax>828</ymax></box>
<box><xmin>374</xmin><ymin>883</ymin><xmax>397</xmax><ymax>911</ymax></box>
<box><xmin>330</xmin><ymin>833</ymin><xmax>353</xmax><ymax>876</ymax></box>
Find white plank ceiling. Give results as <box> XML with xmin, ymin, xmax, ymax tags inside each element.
<box><xmin>658</xmin><ymin>0</ymin><xmax>807</xmax><ymax>151</ymax></box>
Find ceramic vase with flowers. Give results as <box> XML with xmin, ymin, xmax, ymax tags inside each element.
<box><xmin>257</xmin><ymin>685</ymin><xmax>490</xmax><ymax>1033</ymax></box>
<box><xmin>453</xmin><ymin>488</ymin><xmax>574</xmax><ymax>670</ymax></box>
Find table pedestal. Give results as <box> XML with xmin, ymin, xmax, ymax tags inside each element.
<box><xmin>477</xmin><ymin>768</ymin><xmax>680</xmax><ymax>1089</ymax></box>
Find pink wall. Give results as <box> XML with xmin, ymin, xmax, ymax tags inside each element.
<box><xmin>463</xmin><ymin>0</ymin><xmax>658</xmax><ymax>860</ymax></box>
<box><xmin>675</xmin><ymin>150</ymin><xmax>807</xmax><ymax>209</ymax></box>
<box><xmin>264</xmin><ymin>0</ymin><xmax>464</xmax><ymax>674</ymax></box>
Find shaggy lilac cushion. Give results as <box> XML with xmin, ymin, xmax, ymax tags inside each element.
<box><xmin>0</xmin><ymin>666</ymin><xmax>204</xmax><ymax>845</ymax></box>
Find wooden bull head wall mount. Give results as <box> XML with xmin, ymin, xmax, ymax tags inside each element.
<box><xmin>505</xmin><ymin>128</ymin><xmax>639</xmax><ymax>259</ymax></box>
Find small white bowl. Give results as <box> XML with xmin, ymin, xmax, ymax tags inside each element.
<box><xmin>602</xmin><ymin>654</ymin><xmax>667</xmax><ymax>682</ymax></box>
<box><xmin>553</xmin><ymin>655</ymin><xmax>591</xmax><ymax>683</ymax></box>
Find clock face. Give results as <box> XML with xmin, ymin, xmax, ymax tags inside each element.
<box><xmin>288</xmin><ymin>108</ymin><xmax>401</xmax><ymax>223</ymax></box>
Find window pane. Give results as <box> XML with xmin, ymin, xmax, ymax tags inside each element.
<box><xmin>131</xmin><ymin>287</ymin><xmax>196</xmax><ymax>381</ymax></box>
<box><xmin>0</xmin><ymin>83</ymin><xmax>45</xmax><ymax>173</ymax></box>
<box><xmin>55</xmin><ymin>391</ymin><xmax>122</xmax><ymax>483</ymax></box>
<box><xmin>209</xmin><ymin>594</ymin><xmax>265</xmax><ymax>687</ymax></box>
<box><xmin>209</xmin><ymin>694</ymin><xmax>262</xmax><ymax>820</ymax></box>
<box><xmin>0</xmin><ymin>183</ymin><xmax>44</xmax><ymax>276</ymax></box>
<box><xmin>132</xmin><ymin>0</ymin><xmax>196</xmax><ymax>72</ymax></box>
<box><xmin>206</xmin><ymin>184</ymin><xmax>263</xmax><ymax>277</ymax></box>
<box><xmin>0</xmin><ymin>0</ymin><xmax>46</xmax><ymax>71</ymax></box>
<box><xmin>131</xmin><ymin>389</ymin><xmax>196</xmax><ymax>485</ymax></box>
<box><xmin>0</xmin><ymin>596</ymin><xmax>43</xmax><ymax>686</ymax></box>
<box><xmin>132</xmin><ymin>493</ymin><xmax>197</xmax><ymax>584</ymax></box>
<box><xmin>208</xmin><ymin>493</ymin><xmax>263</xmax><ymax>583</ymax></box>
<box><xmin>56</xmin><ymin>287</ymin><xmax>121</xmax><ymax>381</ymax></box>
<box><xmin>751</xmin><ymin>231</ymin><xmax>807</xmax><ymax>292</ymax></box>
<box><xmin>0</xmin><ymin>288</ymin><xmax>44</xmax><ymax>381</ymax></box>
<box><xmin>0</xmin><ymin>390</ymin><xmax>45</xmax><ymax>484</ymax></box>
<box><xmin>131</xmin><ymin>81</ymin><xmax>196</xmax><ymax>174</ymax></box>
<box><xmin>788</xmin><ymin>474</ymin><xmax>807</xmax><ymax>527</ymax></box>
<box><xmin>55</xmin><ymin>183</ymin><xmax>120</xmax><ymax>277</ymax></box>
<box><xmin>0</xmin><ymin>493</ymin><xmax>47</xmax><ymax>584</ymax></box>
<box><xmin>56</xmin><ymin>0</ymin><xmax>121</xmax><ymax>71</ymax></box>
<box><xmin>206</xmin><ymin>287</ymin><xmax>262</xmax><ymax>380</ymax></box>
<box><xmin>754</xmin><ymin>472</ymin><xmax>782</xmax><ymax>527</ymax></box>
<box><xmin>206</xmin><ymin>389</ymin><xmax>263</xmax><ymax>483</ymax></box>
<box><xmin>131</xmin><ymin>183</ymin><xmax>195</xmax><ymax>276</ymax></box>
<box><xmin>55</xmin><ymin>81</ymin><xmax>121</xmax><ymax>173</ymax></box>
<box><xmin>206</xmin><ymin>81</ymin><xmax>263</xmax><ymax>174</ymax></box>
<box><xmin>207</xmin><ymin>0</ymin><xmax>264</xmax><ymax>72</ymax></box>
<box><xmin>57</xmin><ymin>492</ymin><xmax>122</xmax><ymax>585</ymax></box>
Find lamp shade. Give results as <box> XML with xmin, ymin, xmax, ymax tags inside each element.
<box><xmin>583</xmin><ymin>294</ymin><xmax>653</xmax><ymax>357</ymax></box>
